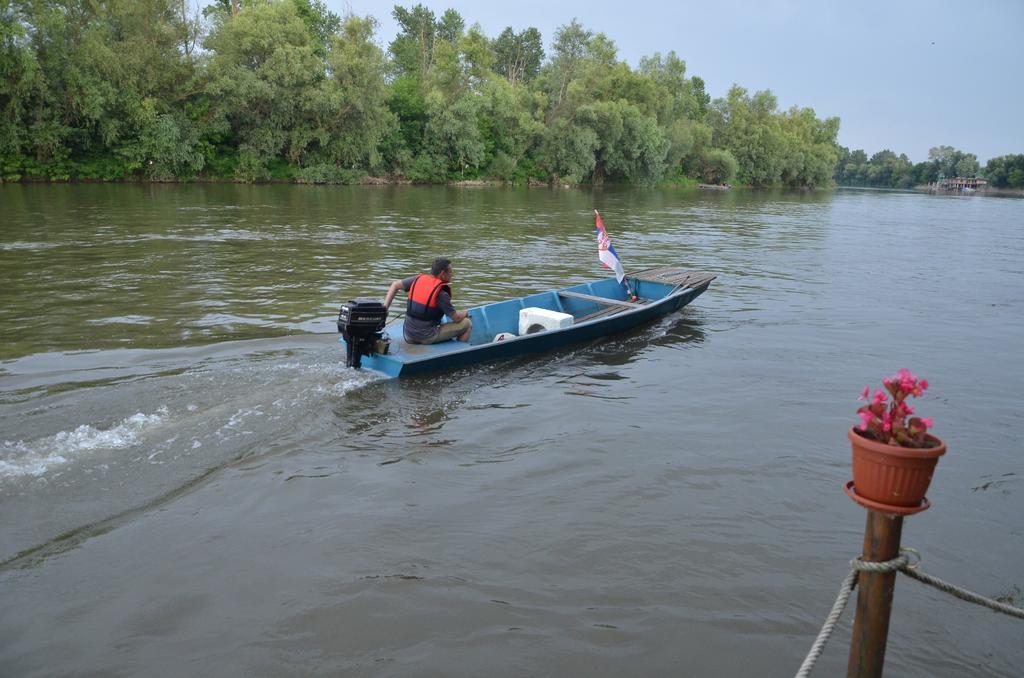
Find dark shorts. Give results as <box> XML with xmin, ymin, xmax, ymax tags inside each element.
<box><xmin>405</xmin><ymin>318</ymin><xmax>471</xmax><ymax>344</ymax></box>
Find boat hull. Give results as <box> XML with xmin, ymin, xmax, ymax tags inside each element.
<box><xmin>340</xmin><ymin>270</ymin><xmax>713</xmax><ymax>378</ymax></box>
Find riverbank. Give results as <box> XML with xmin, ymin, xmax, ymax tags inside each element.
<box><xmin>916</xmin><ymin>184</ymin><xmax>1024</xmax><ymax>197</ymax></box>
<box><xmin>0</xmin><ymin>174</ymin><xmax>552</xmax><ymax>188</ymax></box>
<box><xmin>0</xmin><ymin>175</ymin><xmax>706</xmax><ymax>190</ymax></box>
<box><xmin>837</xmin><ymin>183</ymin><xmax>1024</xmax><ymax>198</ymax></box>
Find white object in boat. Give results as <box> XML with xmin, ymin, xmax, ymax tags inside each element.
<box><xmin>519</xmin><ymin>308</ymin><xmax>574</xmax><ymax>336</ymax></box>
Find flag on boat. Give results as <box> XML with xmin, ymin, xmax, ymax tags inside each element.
<box><xmin>594</xmin><ymin>210</ymin><xmax>625</xmax><ymax>283</ymax></box>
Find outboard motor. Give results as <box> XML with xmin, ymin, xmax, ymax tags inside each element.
<box><xmin>337</xmin><ymin>299</ymin><xmax>389</xmax><ymax>368</ymax></box>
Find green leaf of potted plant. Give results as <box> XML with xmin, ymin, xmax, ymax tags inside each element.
<box><xmin>846</xmin><ymin>369</ymin><xmax>946</xmax><ymax>514</ymax></box>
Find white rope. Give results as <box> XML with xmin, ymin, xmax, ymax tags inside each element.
<box><xmin>794</xmin><ymin>569</ymin><xmax>858</xmax><ymax>678</ymax></box>
<box><xmin>851</xmin><ymin>552</ymin><xmax>910</xmax><ymax>573</ymax></box>
<box><xmin>901</xmin><ymin>566</ymin><xmax>1024</xmax><ymax>619</ymax></box>
<box><xmin>796</xmin><ymin>548</ymin><xmax>1024</xmax><ymax>677</ymax></box>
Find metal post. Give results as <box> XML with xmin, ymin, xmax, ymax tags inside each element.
<box><xmin>847</xmin><ymin>510</ymin><xmax>904</xmax><ymax>678</ymax></box>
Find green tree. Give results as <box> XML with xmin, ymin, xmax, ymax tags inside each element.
<box><xmin>4</xmin><ymin>2</ymin><xmax>945</xmax><ymax>188</ymax></box>
<box><xmin>983</xmin><ymin>154</ymin><xmax>1024</xmax><ymax>188</ymax></box>
<box><xmin>321</xmin><ymin>14</ymin><xmax>394</xmax><ymax>173</ymax></box>
<box><xmin>203</xmin><ymin>0</ymin><xmax>327</xmax><ymax>179</ymax></box>
<box><xmin>532</xmin><ymin>19</ymin><xmax>672</xmax><ymax>184</ymax></box>
<box><xmin>699</xmin><ymin>148</ymin><xmax>737</xmax><ymax>184</ymax></box>
<box><xmin>838</xmin><ymin>148</ymin><xmax>913</xmax><ymax>188</ymax></box>
<box><xmin>866</xmin><ymin>150</ymin><xmax>898</xmax><ymax>186</ymax></box>
<box><xmin>541</xmin><ymin>99</ymin><xmax>668</xmax><ymax>185</ymax></box>
<box><xmin>709</xmin><ymin>86</ymin><xmax>838</xmax><ymax>188</ymax></box>
<box><xmin>476</xmin><ymin>75</ymin><xmax>545</xmax><ymax>181</ymax></box>
<box><xmin>209</xmin><ymin>1</ymin><xmax>340</xmax><ymax>55</ymax></box>
<box><xmin>674</xmin><ymin>121</ymin><xmax>714</xmax><ymax>179</ymax></box>
<box><xmin>539</xmin><ymin>117</ymin><xmax>597</xmax><ymax>183</ymax></box>
<box><xmin>492</xmin><ymin>26</ymin><xmax>543</xmax><ymax>85</ymax></box>
<box><xmin>709</xmin><ymin>86</ymin><xmax>784</xmax><ymax>185</ymax></box>
<box><xmin>638</xmin><ymin>52</ymin><xmax>706</xmax><ymax>124</ymax></box>
<box><xmin>417</xmin><ymin>89</ymin><xmax>484</xmax><ymax>180</ymax></box>
<box><xmin>384</xmin><ymin>74</ymin><xmax>426</xmax><ymax>169</ymax></box>
<box><xmin>955</xmin><ymin>154</ymin><xmax>979</xmax><ymax>178</ymax></box>
<box><xmin>777</xmin><ymin>106</ymin><xmax>840</xmax><ymax>188</ymax></box>
<box><xmin>386</xmin><ymin>4</ymin><xmax>472</xmax><ymax>177</ymax></box>
<box><xmin>688</xmin><ymin>76</ymin><xmax>710</xmax><ymax>119</ymax></box>
<box><xmin>835</xmin><ymin>147</ymin><xmax>870</xmax><ymax>185</ymax></box>
<box><xmin>389</xmin><ymin>4</ymin><xmax>464</xmax><ymax>81</ymax></box>
<box><xmin>594</xmin><ymin>100</ymin><xmax>669</xmax><ymax>184</ymax></box>
<box><xmin>0</xmin><ymin>2</ymin><xmax>38</xmax><ymax>178</ymax></box>
<box><xmin>540</xmin><ymin>19</ymin><xmax>592</xmax><ymax>113</ymax></box>
<box><xmin>912</xmin><ymin>159</ymin><xmax>938</xmax><ymax>184</ymax></box>
<box><xmin>459</xmin><ymin>25</ymin><xmax>495</xmax><ymax>85</ymax></box>
<box><xmin>10</xmin><ymin>0</ymin><xmax>203</xmax><ymax>179</ymax></box>
<box><xmin>927</xmin><ymin>145</ymin><xmax>978</xmax><ymax>178</ymax></box>
<box><xmin>291</xmin><ymin>0</ymin><xmax>340</xmax><ymax>55</ymax></box>
<box><xmin>106</xmin><ymin>0</ymin><xmax>205</xmax><ymax>178</ymax></box>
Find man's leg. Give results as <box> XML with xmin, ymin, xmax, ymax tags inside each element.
<box><xmin>423</xmin><ymin>318</ymin><xmax>471</xmax><ymax>344</ymax></box>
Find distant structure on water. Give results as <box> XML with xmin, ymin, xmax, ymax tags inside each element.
<box><xmin>930</xmin><ymin>177</ymin><xmax>988</xmax><ymax>193</ymax></box>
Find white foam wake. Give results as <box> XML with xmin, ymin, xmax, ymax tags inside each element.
<box><xmin>0</xmin><ymin>407</ymin><xmax>169</xmax><ymax>480</ymax></box>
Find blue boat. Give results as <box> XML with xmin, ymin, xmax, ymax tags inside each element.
<box><xmin>339</xmin><ymin>267</ymin><xmax>715</xmax><ymax>378</ymax></box>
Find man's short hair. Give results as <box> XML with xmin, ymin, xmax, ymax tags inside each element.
<box><xmin>431</xmin><ymin>257</ymin><xmax>452</xmax><ymax>276</ymax></box>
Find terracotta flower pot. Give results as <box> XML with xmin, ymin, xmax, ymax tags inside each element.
<box><xmin>848</xmin><ymin>427</ymin><xmax>946</xmax><ymax>508</ymax></box>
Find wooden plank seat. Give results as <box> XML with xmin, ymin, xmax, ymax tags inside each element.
<box><xmin>576</xmin><ymin>305</ymin><xmax>634</xmax><ymax>323</ymax></box>
<box><xmin>557</xmin><ymin>290</ymin><xmax>644</xmax><ymax>308</ymax></box>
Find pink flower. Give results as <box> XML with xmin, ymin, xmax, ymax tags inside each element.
<box><xmin>855</xmin><ymin>370</ymin><xmax>934</xmax><ymax>448</ymax></box>
<box><xmin>892</xmin><ymin>368</ymin><xmax>920</xmax><ymax>395</ymax></box>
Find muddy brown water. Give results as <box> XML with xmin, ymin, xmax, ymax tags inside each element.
<box><xmin>1</xmin><ymin>184</ymin><xmax>1022</xmax><ymax>676</ymax></box>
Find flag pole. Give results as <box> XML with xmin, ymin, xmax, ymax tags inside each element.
<box><xmin>595</xmin><ymin>210</ymin><xmax>637</xmax><ymax>302</ymax></box>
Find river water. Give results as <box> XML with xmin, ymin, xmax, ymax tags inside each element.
<box><xmin>1</xmin><ymin>184</ymin><xmax>1021</xmax><ymax>676</ymax></box>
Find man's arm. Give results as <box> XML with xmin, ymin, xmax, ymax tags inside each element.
<box><xmin>436</xmin><ymin>291</ymin><xmax>467</xmax><ymax>321</ymax></box>
<box><xmin>383</xmin><ymin>279</ymin><xmax>404</xmax><ymax>309</ymax></box>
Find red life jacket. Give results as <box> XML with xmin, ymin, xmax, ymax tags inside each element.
<box><xmin>406</xmin><ymin>274</ymin><xmax>451</xmax><ymax>322</ymax></box>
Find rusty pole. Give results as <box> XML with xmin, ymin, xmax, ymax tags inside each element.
<box><xmin>846</xmin><ymin>510</ymin><xmax>904</xmax><ymax>678</ymax></box>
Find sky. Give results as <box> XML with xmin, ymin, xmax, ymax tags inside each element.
<box><xmin>325</xmin><ymin>0</ymin><xmax>1022</xmax><ymax>164</ymax></box>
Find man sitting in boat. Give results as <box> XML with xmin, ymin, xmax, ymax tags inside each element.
<box><xmin>383</xmin><ymin>258</ymin><xmax>473</xmax><ymax>344</ymax></box>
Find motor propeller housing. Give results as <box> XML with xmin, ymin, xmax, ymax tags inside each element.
<box><xmin>337</xmin><ymin>299</ymin><xmax>389</xmax><ymax>368</ymax></box>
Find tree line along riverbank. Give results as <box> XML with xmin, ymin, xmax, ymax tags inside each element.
<box><xmin>1</xmin><ymin>1</ymin><xmax>1018</xmax><ymax>189</ymax></box>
